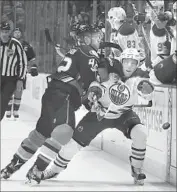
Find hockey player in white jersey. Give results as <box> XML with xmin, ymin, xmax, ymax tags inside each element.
<box><xmin>108</xmin><ymin>7</ymin><xmax>143</xmax><ymax>59</ymax></box>
<box><xmin>170</xmin><ymin>1</ymin><xmax>177</xmax><ymax>55</ymax></box>
<box><xmin>148</xmin><ymin>1</ymin><xmax>177</xmax><ymax>84</ymax></box>
<box><xmin>36</xmin><ymin>48</ymin><xmax>154</xmax><ymax>185</ymax></box>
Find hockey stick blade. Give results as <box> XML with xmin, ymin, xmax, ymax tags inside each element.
<box><xmin>134</xmin><ymin>100</ymin><xmax>152</xmax><ymax>108</ymax></box>
<box><xmin>45</xmin><ymin>28</ymin><xmax>53</xmax><ymax>44</ymax></box>
<box><xmin>100</xmin><ymin>42</ymin><xmax>123</xmax><ymax>53</ymax></box>
<box><xmin>44</xmin><ymin>28</ymin><xmax>67</xmax><ymax>51</ymax></box>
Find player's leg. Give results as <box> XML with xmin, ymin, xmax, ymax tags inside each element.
<box><xmin>129</xmin><ymin>123</ymin><xmax>148</xmax><ymax>185</ymax></box>
<box><xmin>114</xmin><ymin>110</ymin><xmax>148</xmax><ymax>185</ymax></box>
<box><xmin>26</xmin><ymin>97</ymin><xmax>76</xmax><ymax>184</ymax></box>
<box><xmin>0</xmin><ymin>77</ymin><xmax>17</xmax><ymax>120</ymax></box>
<box><xmin>0</xmin><ymin>86</ymin><xmax>64</xmax><ymax>179</ymax></box>
<box><xmin>40</xmin><ymin>112</ymin><xmax>112</xmax><ymax>182</ymax></box>
<box><xmin>6</xmin><ymin>95</ymin><xmax>14</xmax><ymax>118</ymax></box>
<box><xmin>12</xmin><ymin>87</ymin><xmax>23</xmax><ymax>118</ymax></box>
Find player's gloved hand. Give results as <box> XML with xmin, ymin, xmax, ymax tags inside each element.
<box><xmin>133</xmin><ymin>13</ymin><xmax>146</xmax><ymax>24</ymax></box>
<box><xmin>88</xmin><ymin>82</ymin><xmax>103</xmax><ymax>102</ymax></box>
<box><xmin>137</xmin><ymin>80</ymin><xmax>154</xmax><ymax>95</ymax></box>
<box><xmin>91</xmin><ymin>101</ymin><xmax>102</xmax><ymax>113</ymax></box>
<box><xmin>30</xmin><ymin>64</ymin><xmax>38</xmax><ymax>76</ymax></box>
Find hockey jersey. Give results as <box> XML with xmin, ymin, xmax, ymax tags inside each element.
<box><xmin>170</xmin><ymin>24</ymin><xmax>176</xmax><ymax>55</ymax></box>
<box><xmin>89</xmin><ymin>62</ymin><xmax>152</xmax><ymax>119</ymax></box>
<box><xmin>21</xmin><ymin>41</ymin><xmax>36</xmax><ymax>62</ymax></box>
<box><xmin>51</xmin><ymin>45</ymin><xmax>100</xmax><ymax>93</ymax></box>
<box><xmin>110</xmin><ymin>22</ymin><xmax>141</xmax><ymax>59</ymax></box>
<box><xmin>150</xmin><ymin>24</ymin><xmax>171</xmax><ymax>67</ymax></box>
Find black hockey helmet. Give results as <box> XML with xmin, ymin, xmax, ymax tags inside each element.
<box><xmin>76</xmin><ymin>23</ymin><xmax>101</xmax><ymax>36</ymax></box>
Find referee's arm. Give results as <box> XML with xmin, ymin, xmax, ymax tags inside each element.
<box><xmin>15</xmin><ymin>39</ymin><xmax>28</xmax><ymax>80</ymax></box>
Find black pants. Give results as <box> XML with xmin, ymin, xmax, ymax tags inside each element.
<box><xmin>73</xmin><ymin>110</ymin><xmax>142</xmax><ymax>147</ymax></box>
<box><xmin>0</xmin><ymin>76</ymin><xmax>17</xmax><ymax>120</ymax></box>
<box><xmin>35</xmin><ymin>80</ymin><xmax>76</xmax><ymax>138</ymax></box>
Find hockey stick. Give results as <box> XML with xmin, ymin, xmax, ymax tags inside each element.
<box><xmin>96</xmin><ymin>100</ymin><xmax>153</xmax><ymax>122</ymax></box>
<box><xmin>44</xmin><ymin>28</ymin><xmax>67</xmax><ymax>51</ymax></box>
<box><xmin>99</xmin><ymin>42</ymin><xmax>123</xmax><ymax>53</ymax></box>
<box><xmin>134</xmin><ymin>100</ymin><xmax>152</xmax><ymax>108</ymax></box>
<box><xmin>146</xmin><ymin>0</ymin><xmax>174</xmax><ymax>38</ymax></box>
<box><xmin>132</xmin><ymin>3</ymin><xmax>151</xmax><ymax>51</ymax></box>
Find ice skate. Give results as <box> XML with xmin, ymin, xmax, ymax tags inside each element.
<box><xmin>13</xmin><ymin>110</ymin><xmax>19</xmax><ymax>119</ymax></box>
<box><xmin>130</xmin><ymin>165</ymin><xmax>146</xmax><ymax>185</ymax></box>
<box><xmin>41</xmin><ymin>167</ymin><xmax>59</xmax><ymax>180</ymax></box>
<box><xmin>6</xmin><ymin>111</ymin><xmax>12</xmax><ymax>118</ymax></box>
<box><xmin>26</xmin><ymin>165</ymin><xmax>43</xmax><ymax>185</ymax></box>
<box><xmin>129</xmin><ymin>156</ymin><xmax>146</xmax><ymax>185</ymax></box>
<box><xmin>1</xmin><ymin>155</ymin><xmax>25</xmax><ymax>180</ymax></box>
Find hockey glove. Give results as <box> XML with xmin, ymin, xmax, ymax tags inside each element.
<box><xmin>88</xmin><ymin>83</ymin><xmax>103</xmax><ymax>103</ymax></box>
<box><xmin>133</xmin><ymin>13</ymin><xmax>146</xmax><ymax>24</ymax></box>
<box><xmin>137</xmin><ymin>80</ymin><xmax>154</xmax><ymax>100</ymax></box>
<box><xmin>30</xmin><ymin>64</ymin><xmax>38</xmax><ymax>76</ymax></box>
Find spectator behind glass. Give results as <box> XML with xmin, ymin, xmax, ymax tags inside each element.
<box><xmin>1</xmin><ymin>14</ymin><xmax>14</xmax><ymax>35</ymax></box>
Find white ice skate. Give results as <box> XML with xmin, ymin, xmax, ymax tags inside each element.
<box><xmin>129</xmin><ymin>157</ymin><xmax>146</xmax><ymax>185</ymax></box>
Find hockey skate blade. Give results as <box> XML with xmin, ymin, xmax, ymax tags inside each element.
<box><xmin>25</xmin><ymin>178</ymin><xmax>40</xmax><ymax>186</ymax></box>
<box><xmin>134</xmin><ymin>178</ymin><xmax>144</xmax><ymax>186</ymax></box>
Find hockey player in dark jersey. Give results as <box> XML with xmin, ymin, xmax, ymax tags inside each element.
<box><xmin>5</xmin><ymin>28</ymin><xmax>38</xmax><ymax>119</ymax></box>
<box><xmin>1</xmin><ymin>24</ymin><xmax>104</xmax><ymax>183</ymax></box>
<box><xmin>34</xmin><ymin>48</ymin><xmax>154</xmax><ymax>185</ymax></box>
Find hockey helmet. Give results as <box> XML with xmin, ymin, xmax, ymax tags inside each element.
<box><xmin>120</xmin><ymin>48</ymin><xmax>141</xmax><ymax>66</ymax></box>
<box><xmin>108</xmin><ymin>7</ymin><xmax>126</xmax><ymax>30</ymax></box>
<box><xmin>76</xmin><ymin>23</ymin><xmax>101</xmax><ymax>36</ymax></box>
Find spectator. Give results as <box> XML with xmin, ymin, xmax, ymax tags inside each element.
<box><xmin>1</xmin><ymin>14</ymin><xmax>14</xmax><ymax>35</ymax></box>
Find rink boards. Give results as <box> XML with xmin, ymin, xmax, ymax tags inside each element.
<box><xmin>21</xmin><ymin>74</ymin><xmax>176</xmax><ymax>186</ymax></box>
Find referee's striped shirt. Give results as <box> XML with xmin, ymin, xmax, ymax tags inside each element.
<box><xmin>0</xmin><ymin>37</ymin><xmax>27</xmax><ymax>79</ymax></box>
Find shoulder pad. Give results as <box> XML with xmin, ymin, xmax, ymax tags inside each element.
<box><xmin>151</xmin><ymin>24</ymin><xmax>166</xmax><ymax>37</ymax></box>
<box><xmin>119</xmin><ymin>22</ymin><xmax>136</xmax><ymax>36</ymax></box>
<box><xmin>132</xmin><ymin>68</ymin><xmax>150</xmax><ymax>78</ymax></box>
<box><xmin>79</xmin><ymin>46</ymin><xmax>99</xmax><ymax>58</ymax></box>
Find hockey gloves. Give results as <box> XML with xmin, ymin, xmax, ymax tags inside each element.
<box><xmin>137</xmin><ymin>80</ymin><xmax>154</xmax><ymax>100</ymax></box>
<box><xmin>30</xmin><ymin>64</ymin><xmax>38</xmax><ymax>76</ymax></box>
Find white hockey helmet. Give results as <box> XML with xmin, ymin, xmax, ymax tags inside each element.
<box><xmin>120</xmin><ymin>48</ymin><xmax>141</xmax><ymax>66</ymax></box>
<box><xmin>172</xmin><ymin>1</ymin><xmax>177</xmax><ymax>20</ymax></box>
<box><xmin>108</xmin><ymin>7</ymin><xmax>126</xmax><ymax>29</ymax></box>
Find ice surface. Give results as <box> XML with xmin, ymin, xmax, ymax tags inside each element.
<box><xmin>1</xmin><ymin>105</ymin><xmax>176</xmax><ymax>191</ymax></box>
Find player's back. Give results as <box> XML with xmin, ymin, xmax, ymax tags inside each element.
<box><xmin>110</xmin><ymin>22</ymin><xmax>140</xmax><ymax>58</ymax></box>
<box><xmin>76</xmin><ymin>45</ymin><xmax>100</xmax><ymax>90</ymax></box>
<box><xmin>51</xmin><ymin>46</ymin><xmax>100</xmax><ymax>91</ymax></box>
<box><xmin>150</xmin><ymin>24</ymin><xmax>169</xmax><ymax>62</ymax></box>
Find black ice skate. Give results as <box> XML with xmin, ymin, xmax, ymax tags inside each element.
<box><xmin>26</xmin><ymin>165</ymin><xmax>43</xmax><ymax>184</ymax></box>
<box><xmin>13</xmin><ymin>111</ymin><xmax>19</xmax><ymax>118</ymax></box>
<box><xmin>6</xmin><ymin>111</ymin><xmax>11</xmax><ymax>118</ymax></box>
<box><xmin>129</xmin><ymin>156</ymin><xmax>146</xmax><ymax>185</ymax></box>
<box><xmin>1</xmin><ymin>155</ymin><xmax>25</xmax><ymax>179</ymax></box>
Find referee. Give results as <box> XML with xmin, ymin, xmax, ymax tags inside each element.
<box><xmin>0</xmin><ymin>22</ymin><xmax>27</xmax><ymax>120</ymax></box>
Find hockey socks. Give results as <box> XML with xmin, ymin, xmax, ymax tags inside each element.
<box><xmin>130</xmin><ymin>146</ymin><xmax>146</xmax><ymax>168</ymax></box>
